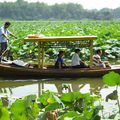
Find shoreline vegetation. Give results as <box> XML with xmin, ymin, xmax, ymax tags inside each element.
<box><xmin>0</xmin><ymin>0</ymin><xmax>120</xmax><ymax>20</ymax></box>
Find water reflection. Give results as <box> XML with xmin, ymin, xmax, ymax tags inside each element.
<box><xmin>0</xmin><ymin>78</ymin><xmax>104</xmax><ymax>98</ymax></box>
<box><xmin>1</xmin><ymin>78</ymin><xmax>120</xmax><ymax>117</ymax></box>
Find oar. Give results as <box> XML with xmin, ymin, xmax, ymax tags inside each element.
<box><xmin>1</xmin><ymin>38</ymin><xmax>18</xmax><ymax>60</ymax></box>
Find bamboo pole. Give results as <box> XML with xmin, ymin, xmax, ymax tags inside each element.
<box><xmin>38</xmin><ymin>42</ymin><xmax>41</xmax><ymax>68</ymax></box>
<box><xmin>89</xmin><ymin>40</ymin><xmax>93</xmax><ymax>68</ymax></box>
<box><xmin>41</xmin><ymin>42</ymin><xmax>44</xmax><ymax>69</ymax></box>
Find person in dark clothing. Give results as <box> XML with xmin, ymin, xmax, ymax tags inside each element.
<box><xmin>55</xmin><ymin>51</ymin><xmax>66</xmax><ymax>69</ymax></box>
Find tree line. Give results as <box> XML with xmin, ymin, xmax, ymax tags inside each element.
<box><xmin>0</xmin><ymin>0</ymin><xmax>120</xmax><ymax>20</ymax></box>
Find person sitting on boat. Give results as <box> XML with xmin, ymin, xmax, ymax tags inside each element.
<box><xmin>71</xmin><ymin>49</ymin><xmax>89</xmax><ymax>68</ymax></box>
<box><xmin>55</xmin><ymin>51</ymin><xmax>66</xmax><ymax>69</ymax></box>
<box><xmin>93</xmin><ymin>49</ymin><xmax>111</xmax><ymax>68</ymax></box>
<box><xmin>0</xmin><ymin>21</ymin><xmax>17</xmax><ymax>62</ymax></box>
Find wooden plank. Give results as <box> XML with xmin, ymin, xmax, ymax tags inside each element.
<box><xmin>25</xmin><ymin>36</ymin><xmax>97</xmax><ymax>42</ymax></box>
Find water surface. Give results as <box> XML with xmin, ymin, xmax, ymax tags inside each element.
<box><xmin>0</xmin><ymin>77</ymin><xmax>110</xmax><ymax>98</ymax></box>
<box><xmin>1</xmin><ymin>77</ymin><xmax>120</xmax><ymax>117</ymax></box>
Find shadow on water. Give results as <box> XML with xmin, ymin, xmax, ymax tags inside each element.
<box><xmin>0</xmin><ymin>77</ymin><xmax>104</xmax><ymax>98</ymax></box>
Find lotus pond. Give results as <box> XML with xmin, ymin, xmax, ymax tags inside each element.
<box><xmin>0</xmin><ymin>20</ymin><xmax>120</xmax><ymax>61</ymax></box>
<box><xmin>0</xmin><ymin>20</ymin><xmax>120</xmax><ymax>119</ymax></box>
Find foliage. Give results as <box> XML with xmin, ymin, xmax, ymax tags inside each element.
<box><xmin>60</xmin><ymin>92</ymin><xmax>101</xmax><ymax>120</ymax></box>
<box><xmin>0</xmin><ymin>91</ymin><xmax>101</xmax><ymax>120</ymax></box>
<box><xmin>10</xmin><ymin>95</ymin><xmax>39</xmax><ymax>120</ymax></box>
<box><xmin>59</xmin><ymin>111</ymin><xmax>81</xmax><ymax>120</ymax></box>
<box><xmin>0</xmin><ymin>20</ymin><xmax>120</xmax><ymax>63</ymax></box>
<box><xmin>37</xmin><ymin>91</ymin><xmax>101</xmax><ymax>120</ymax></box>
<box><xmin>0</xmin><ymin>100</ymin><xmax>10</xmax><ymax>120</ymax></box>
<box><xmin>103</xmin><ymin>72</ymin><xmax>120</xmax><ymax>118</ymax></box>
<box><xmin>103</xmin><ymin>71</ymin><xmax>120</xmax><ymax>86</ymax></box>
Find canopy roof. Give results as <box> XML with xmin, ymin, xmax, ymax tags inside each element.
<box><xmin>25</xmin><ymin>36</ymin><xmax>97</xmax><ymax>42</ymax></box>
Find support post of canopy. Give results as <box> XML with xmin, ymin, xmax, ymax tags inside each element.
<box><xmin>89</xmin><ymin>40</ymin><xmax>93</xmax><ymax>68</ymax></box>
<box><xmin>38</xmin><ymin>42</ymin><xmax>41</xmax><ymax>68</ymax></box>
<box><xmin>41</xmin><ymin>42</ymin><xmax>44</xmax><ymax>68</ymax></box>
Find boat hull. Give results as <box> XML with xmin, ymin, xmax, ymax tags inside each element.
<box><xmin>0</xmin><ymin>64</ymin><xmax>120</xmax><ymax>78</ymax></box>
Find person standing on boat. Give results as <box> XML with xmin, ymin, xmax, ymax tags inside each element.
<box><xmin>0</xmin><ymin>21</ymin><xmax>17</xmax><ymax>62</ymax></box>
<box><xmin>55</xmin><ymin>51</ymin><xmax>66</xmax><ymax>69</ymax></box>
<box><xmin>71</xmin><ymin>49</ymin><xmax>88</xmax><ymax>68</ymax></box>
<box><xmin>93</xmin><ymin>49</ymin><xmax>110</xmax><ymax>68</ymax></box>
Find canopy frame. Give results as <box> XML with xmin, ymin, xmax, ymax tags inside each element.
<box><xmin>24</xmin><ymin>36</ymin><xmax>97</xmax><ymax>68</ymax></box>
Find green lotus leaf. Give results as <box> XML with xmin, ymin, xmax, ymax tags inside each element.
<box><xmin>103</xmin><ymin>71</ymin><xmax>120</xmax><ymax>86</ymax></box>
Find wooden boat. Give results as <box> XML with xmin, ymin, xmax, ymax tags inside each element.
<box><xmin>0</xmin><ymin>36</ymin><xmax>119</xmax><ymax>78</ymax></box>
<box><xmin>0</xmin><ymin>64</ymin><xmax>119</xmax><ymax>78</ymax></box>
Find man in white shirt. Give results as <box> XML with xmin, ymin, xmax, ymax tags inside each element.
<box><xmin>72</xmin><ymin>49</ymin><xmax>88</xmax><ymax>68</ymax></box>
<box><xmin>0</xmin><ymin>22</ymin><xmax>17</xmax><ymax>61</ymax></box>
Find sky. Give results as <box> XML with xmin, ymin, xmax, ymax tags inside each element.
<box><xmin>1</xmin><ymin>0</ymin><xmax>120</xmax><ymax>10</ymax></box>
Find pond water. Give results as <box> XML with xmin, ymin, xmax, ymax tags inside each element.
<box><xmin>0</xmin><ymin>77</ymin><xmax>118</xmax><ymax>98</ymax></box>
<box><xmin>0</xmin><ymin>77</ymin><xmax>120</xmax><ymax>117</ymax></box>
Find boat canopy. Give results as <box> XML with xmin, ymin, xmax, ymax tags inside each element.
<box><xmin>25</xmin><ymin>36</ymin><xmax>97</xmax><ymax>42</ymax></box>
<box><xmin>24</xmin><ymin>35</ymin><xmax>97</xmax><ymax>68</ymax></box>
